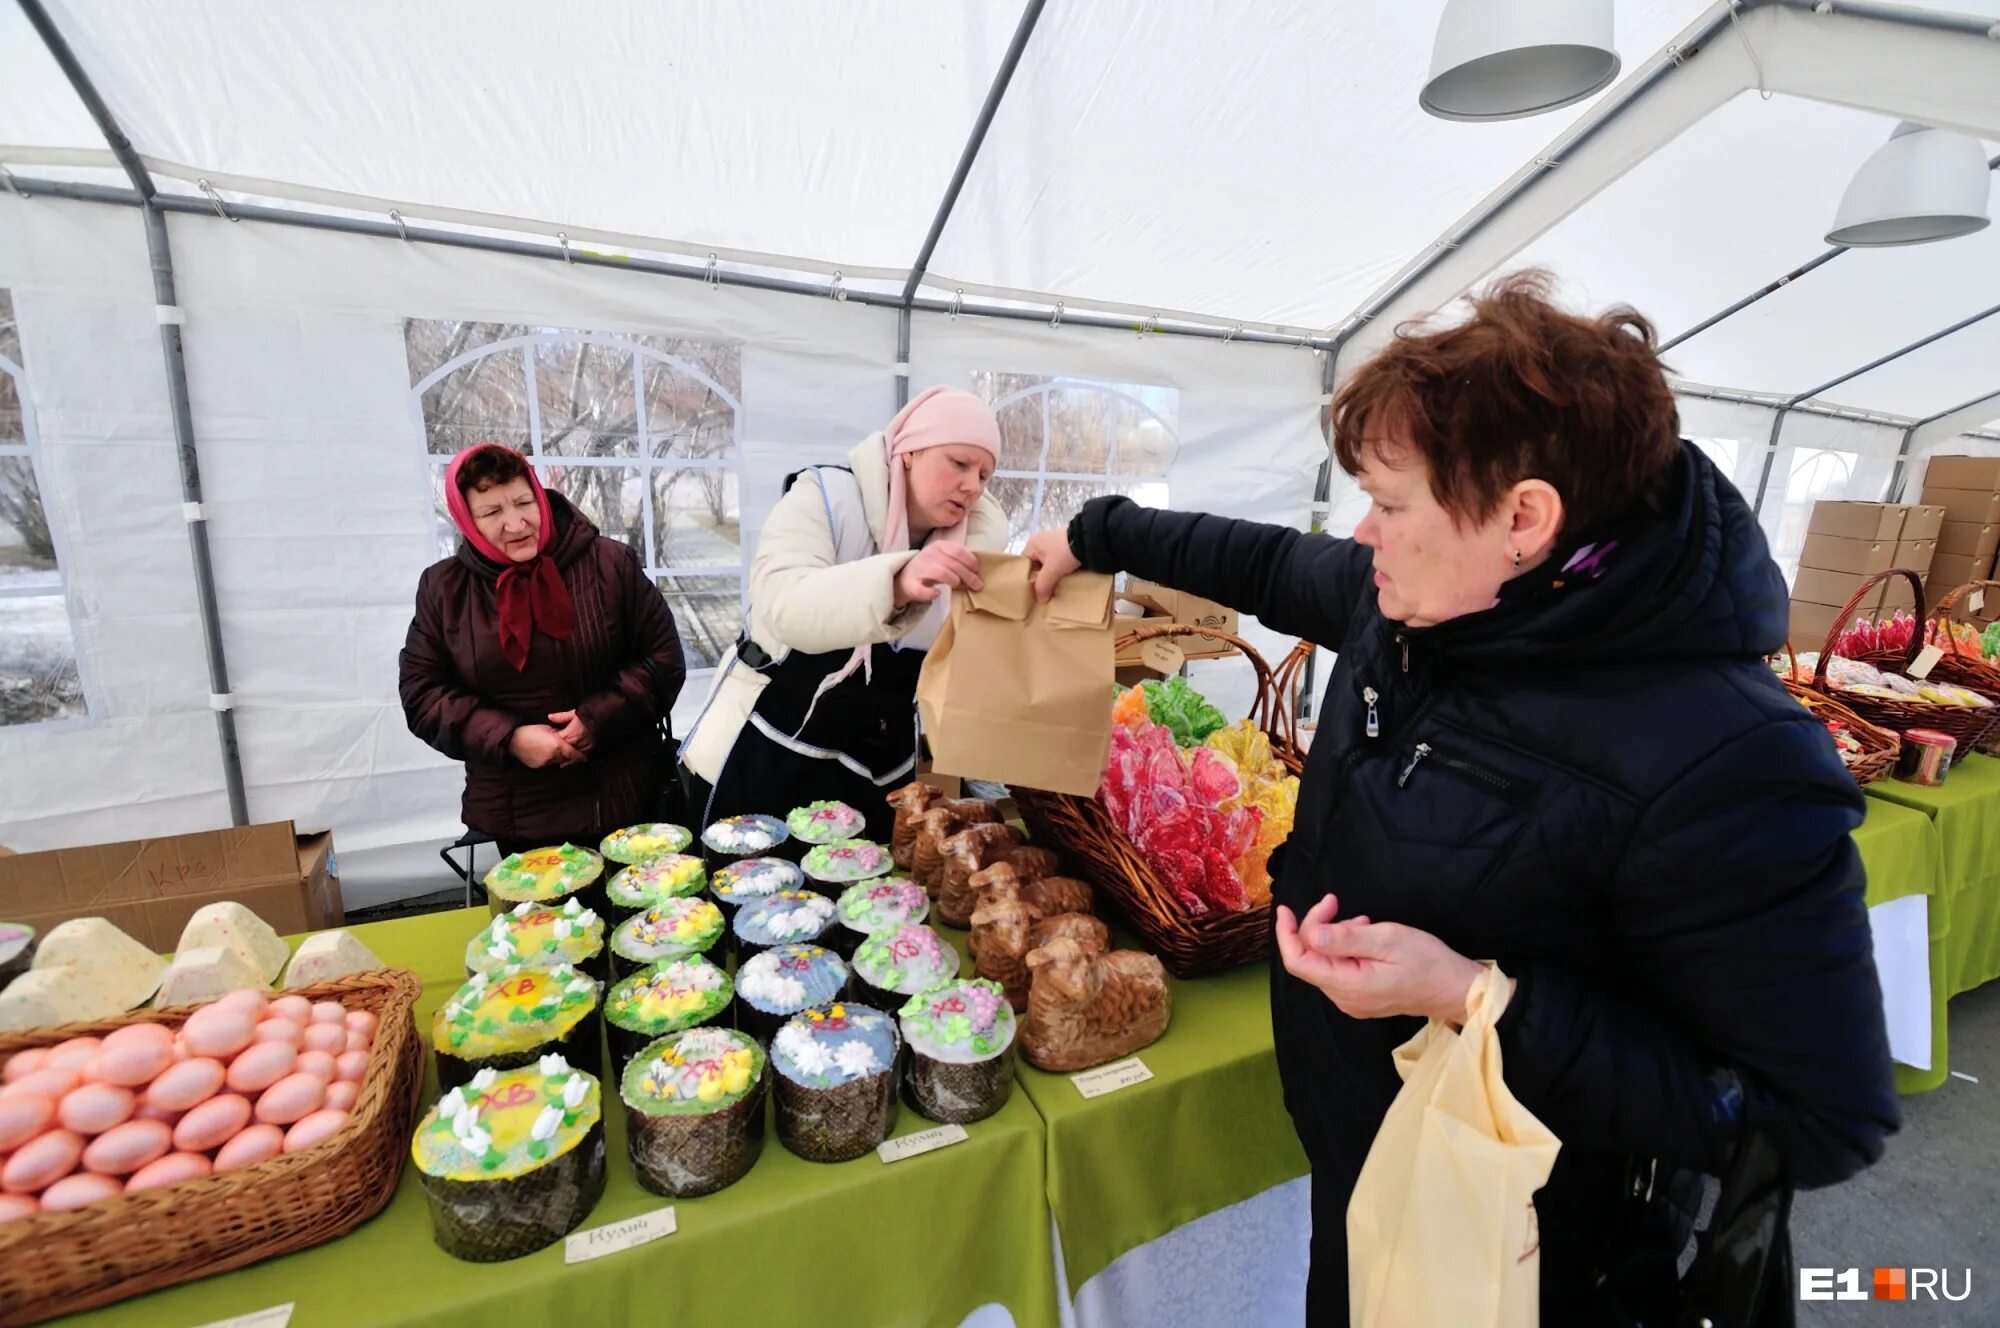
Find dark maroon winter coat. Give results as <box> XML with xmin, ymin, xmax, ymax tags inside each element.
<box><xmin>399</xmin><ymin>495</ymin><xmax>685</xmax><ymax>842</ymax></box>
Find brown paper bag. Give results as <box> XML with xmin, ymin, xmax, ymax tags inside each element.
<box><xmin>917</xmin><ymin>551</ymin><xmax>1115</xmax><ymax>797</ymax></box>
<box><xmin>1347</xmin><ymin>964</ymin><xmax>1561</xmax><ymax>1328</ymax></box>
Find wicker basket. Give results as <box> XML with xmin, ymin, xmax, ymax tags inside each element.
<box><xmin>0</xmin><ymin>968</ymin><xmax>426</xmax><ymax>1327</ymax></box>
<box><xmin>1012</xmin><ymin>623</ymin><xmax>1305</xmax><ymax>978</ymax></box>
<box><xmin>1926</xmin><ymin>579</ymin><xmax>2000</xmax><ymax>756</ymax></box>
<box><xmin>1776</xmin><ymin>652</ymin><xmax>1901</xmax><ymax>786</ymax></box>
<box><xmin>1806</xmin><ymin>568</ymin><xmax>2000</xmax><ymax>764</ymax></box>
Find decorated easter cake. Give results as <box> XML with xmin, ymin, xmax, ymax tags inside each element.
<box><xmin>603</xmin><ymin>956</ymin><xmax>733</xmax><ymax>1078</ymax></box>
<box><xmin>771</xmin><ymin>1003</ymin><xmax>900</xmax><ymax>1162</ymax></box>
<box><xmin>465</xmin><ymin>898</ymin><xmax>606</xmax><ymax>981</ymax></box>
<box><xmin>900</xmin><ymin>978</ymin><xmax>1017</xmax><ymax>1124</ymax></box>
<box><xmin>622</xmin><ymin>1026</ymin><xmax>768</xmax><ymax>1197</ymax></box>
<box><xmin>432</xmin><ymin>963</ymin><xmax>602</xmax><ymax>1090</ymax></box>
<box><xmin>734</xmin><ymin>943</ymin><xmax>848</xmax><ymax>1046</ymax></box>
<box><xmin>603</xmin><ymin>854</ymin><xmax>708</xmax><ymax>923</ymax></box>
<box><xmin>608</xmin><ymin>897</ymin><xmax>726</xmax><ymax>979</ymax></box>
<box><xmin>483</xmin><ymin>844</ymin><xmax>604</xmax><ymax>916</ymax></box>
<box><xmin>598</xmin><ymin>822</ymin><xmax>694</xmax><ymax>865</ymax></box>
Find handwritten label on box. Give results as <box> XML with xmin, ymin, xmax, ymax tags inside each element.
<box><xmin>1071</xmin><ymin>1056</ymin><xmax>1154</xmax><ymax>1099</ymax></box>
<box><xmin>878</xmin><ymin>1122</ymin><xmax>970</xmax><ymax>1163</ymax></box>
<box><xmin>564</xmin><ymin>1207</ymin><xmax>677</xmax><ymax>1264</ymax></box>
<box><xmin>1140</xmin><ymin>639</ymin><xmax>1187</xmax><ymax>675</ymax></box>
<box><xmin>192</xmin><ymin>1306</ymin><xmax>293</xmax><ymax>1328</ymax></box>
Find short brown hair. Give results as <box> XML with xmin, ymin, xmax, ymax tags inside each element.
<box><xmin>1332</xmin><ymin>271</ymin><xmax>1680</xmax><ymax>535</ymax></box>
<box><xmin>455</xmin><ymin>443</ymin><xmax>531</xmax><ymax>497</ymax></box>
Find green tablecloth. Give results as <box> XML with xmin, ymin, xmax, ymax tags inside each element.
<box><xmin>1866</xmin><ymin>753</ymin><xmax>2000</xmax><ymax>1001</ymax></box>
<box><xmin>1851</xmin><ymin>797</ymin><xmax>1949</xmax><ymax>1094</ymax></box>
<box><xmin>1012</xmin><ymin>958</ymin><xmax>1307</xmax><ymax>1294</ymax></box>
<box><xmin>65</xmin><ymin>908</ymin><xmax>1058</xmax><ymax>1328</ymax></box>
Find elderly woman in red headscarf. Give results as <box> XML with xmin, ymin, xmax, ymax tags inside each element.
<box><xmin>399</xmin><ymin>443</ymin><xmax>686</xmax><ymax>855</ymax></box>
<box><xmin>679</xmin><ymin>387</ymin><xmax>1006</xmax><ymax>840</ymax></box>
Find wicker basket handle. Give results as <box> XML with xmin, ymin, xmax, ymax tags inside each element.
<box><xmin>1929</xmin><ymin>578</ymin><xmax>2000</xmax><ymax>661</ymax></box>
<box><xmin>1113</xmin><ymin>621</ymin><xmax>1290</xmax><ymax>762</ymax></box>
<box><xmin>1812</xmin><ymin>566</ymin><xmax>1929</xmax><ymax>690</ymax></box>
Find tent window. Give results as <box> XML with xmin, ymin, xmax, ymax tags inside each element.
<box><xmin>0</xmin><ymin>291</ymin><xmax>88</xmax><ymax>729</ymax></box>
<box><xmin>971</xmin><ymin>373</ymin><xmax>1180</xmax><ymax>550</ymax></box>
<box><xmin>1766</xmin><ymin>446</ymin><xmax>1897</xmax><ymax>587</ymax></box>
<box><xmin>406</xmin><ymin>321</ymin><xmax>744</xmax><ymax>670</ymax></box>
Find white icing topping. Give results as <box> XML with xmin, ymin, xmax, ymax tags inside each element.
<box><xmin>539</xmin><ymin>1053</ymin><xmax>571</xmax><ymax>1076</ymax></box>
<box><xmin>562</xmin><ymin>1075</ymin><xmax>589</xmax><ymax>1110</ymax></box>
<box><xmin>437</xmin><ymin>1088</ymin><xmax>466</xmax><ymax>1120</ymax></box>
<box><xmin>774</xmin><ymin>1023</ymin><xmax>833</xmax><ymax>1075</ymax></box>
<box><xmin>833</xmin><ymin>1040</ymin><xmax>881</xmax><ymax>1078</ymax></box>
<box><xmin>470</xmin><ymin>1068</ymin><xmax>497</xmax><ymax>1091</ymax></box>
<box><xmin>530</xmin><ymin>1105</ymin><xmax>565</xmax><ymax>1141</ymax></box>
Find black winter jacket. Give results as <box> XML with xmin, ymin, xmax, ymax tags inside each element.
<box><xmin>1070</xmin><ymin>443</ymin><xmax>1898</xmax><ymax>1318</ymax></box>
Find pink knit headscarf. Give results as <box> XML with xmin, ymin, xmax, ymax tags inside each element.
<box><xmin>881</xmin><ymin>386</ymin><xmax>1001</xmax><ymax>553</ymax></box>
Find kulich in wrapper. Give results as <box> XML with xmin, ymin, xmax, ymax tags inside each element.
<box><xmin>623</xmin><ymin>1027</ymin><xmax>767</xmax><ymax>1198</ymax></box>
<box><xmin>771</xmin><ymin>1003</ymin><xmax>899</xmax><ymax>1163</ymax></box>
<box><xmin>900</xmin><ymin>979</ymin><xmax>1018</xmax><ymax>1125</ymax></box>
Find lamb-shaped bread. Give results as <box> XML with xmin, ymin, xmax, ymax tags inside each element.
<box><xmin>32</xmin><ymin>917</ymin><xmax>166</xmax><ymax>1010</ymax></box>
<box><xmin>1019</xmin><ymin>936</ymin><xmax>1170</xmax><ymax>1072</ymax></box>
<box><xmin>283</xmin><ymin>929</ymin><xmax>386</xmax><ymax>988</ymax></box>
<box><xmin>177</xmin><ymin>900</ymin><xmax>291</xmax><ymax>983</ymax></box>
<box><xmin>969</xmin><ymin>892</ymin><xmax>1109</xmax><ymax>1011</ymax></box>
<box><xmin>937</xmin><ymin>823</ymin><xmax>1022</xmax><ymax>927</ymax></box>
<box><xmin>154</xmin><ymin>944</ymin><xmax>267</xmax><ymax>1007</ymax></box>
<box><xmin>886</xmin><ymin>782</ymin><xmax>944</xmax><ymax>870</ymax></box>
<box><xmin>912</xmin><ymin>800</ymin><xmax>1000</xmax><ymax>895</ymax></box>
<box><xmin>967</xmin><ymin>861</ymin><xmax>1094</xmax><ymax>921</ymax></box>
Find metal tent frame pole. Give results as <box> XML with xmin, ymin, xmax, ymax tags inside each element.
<box><xmin>15</xmin><ymin>0</ymin><xmax>249</xmax><ymax>825</ymax></box>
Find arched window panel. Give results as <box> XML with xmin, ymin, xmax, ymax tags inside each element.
<box><xmin>406</xmin><ymin>320</ymin><xmax>745</xmax><ymax>670</ymax></box>
<box><xmin>0</xmin><ymin>290</ymin><xmax>89</xmax><ymax>728</ymax></box>
<box><xmin>1764</xmin><ymin>446</ymin><xmax>1897</xmax><ymax>586</ymax></box>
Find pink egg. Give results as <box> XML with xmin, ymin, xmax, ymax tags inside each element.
<box><xmin>2</xmin><ymin>1049</ymin><xmax>49</xmax><ymax>1084</ymax></box>
<box><xmin>214</xmin><ymin>989</ymin><xmax>270</xmax><ymax>1018</ymax></box>
<box><xmin>57</xmin><ymin>1083</ymin><xmax>136</xmax><ymax>1136</ymax></box>
<box><xmin>267</xmin><ymin>995</ymin><xmax>312</xmax><ymax>1023</ymax></box>
<box><xmin>344</xmin><ymin>1029</ymin><xmax>373</xmax><ymax>1055</ymax></box>
<box><xmin>2</xmin><ymin>1129</ymin><xmax>84</xmax><ymax>1193</ymax></box>
<box><xmin>0</xmin><ymin>1194</ymin><xmax>38</xmax><ymax>1222</ymax></box>
<box><xmin>334</xmin><ymin>1051</ymin><xmax>368</xmax><ymax>1083</ymax></box>
<box><xmin>323</xmin><ymin>1081</ymin><xmax>359</xmax><ymax>1112</ymax></box>
<box><xmin>282</xmin><ymin>1108</ymin><xmax>349</xmax><ymax>1153</ymax></box>
<box><xmin>126</xmin><ymin>1151</ymin><xmax>213</xmax><ymax>1192</ymax></box>
<box><xmin>254</xmin><ymin>1073</ymin><xmax>326</xmax><ymax>1126</ymax></box>
<box><xmin>1</xmin><ymin>1068</ymin><xmax>81</xmax><ymax>1103</ymax></box>
<box><xmin>172</xmin><ymin>1094</ymin><xmax>251</xmax><ymax>1153</ymax></box>
<box><xmin>343</xmin><ymin>1010</ymin><xmax>379</xmax><ymax>1038</ymax></box>
<box><xmin>134</xmin><ymin>1101</ymin><xmax>182</xmax><ymax>1125</ymax></box>
<box><xmin>181</xmin><ymin>1009</ymin><xmax>257</xmax><ymax>1060</ymax></box>
<box><xmin>0</xmin><ymin>1094</ymin><xmax>55</xmax><ymax>1151</ymax></box>
<box><xmin>308</xmin><ymin>1001</ymin><xmax>347</xmax><ymax>1026</ymax></box>
<box><xmin>39</xmin><ymin>1172</ymin><xmax>123</xmax><ymax>1212</ymax></box>
<box><xmin>295</xmin><ymin>1051</ymin><xmax>336</xmax><ymax>1082</ymax></box>
<box><xmin>225</xmin><ymin>1042</ymin><xmax>296</xmax><ymax>1095</ymax></box>
<box><xmin>45</xmin><ymin>1038</ymin><xmax>103</xmax><ymax>1070</ymax></box>
<box><xmin>251</xmin><ymin>1020</ymin><xmax>304</xmax><ymax>1049</ymax></box>
<box><xmin>213</xmin><ymin>1124</ymin><xmax>284</xmax><ymax>1173</ymax></box>
<box><xmin>301</xmin><ymin>1024</ymin><xmax>347</xmax><ymax>1056</ymax></box>
<box><xmin>146</xmin><ymin>1058</ymin><xmax>226</xmax><ymax>1113</ymax></box>
<box><xmin>89</xmin><ymin>1026</ymin><xmax>176</xmax><ymax>1088</ymax></box>
<box><xmin>82</xmin><ymin>1119</ymin><xmax>172</xmax><ymax>1176</ymax></box>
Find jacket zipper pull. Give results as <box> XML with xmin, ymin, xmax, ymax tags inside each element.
<box><xmin>1398</xmin><ymin>634</ymin><xmax>1411</xmax><ymax>673</ymax></box>
<box><xmin>1362</xmin><ymin>686</ymin><xmax>1380</xmax><ymax>739</ymax></box>
<box><xmin>1398</xmin><ymin>742</ymin><xmax>1431</xmax><ymax>787</ymax></box>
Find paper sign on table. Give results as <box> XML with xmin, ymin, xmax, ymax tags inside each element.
<box><xmin>878</xmin><ymin>1123</ymin><xmax>970</xmax><ymax>1163</ymax></box>
<box><xmin>564</xmin><ymin>1207</ymin><xmax>677</xmax><ymax>1263</ymax></box>
<box><xmin>1071</xmin><ymin>1056</ymin><xmax>1154</xmax><ymax>1099</ymax></box>
<box><xmin>192</xmin><ymin>1306</ymin><xmax>293</xmax><ymax>1328</ymax></box>
<box><xmin>1910</xmin><ymin>644</ymin><xmax>1945</xmax><ymax>680</ymax></box>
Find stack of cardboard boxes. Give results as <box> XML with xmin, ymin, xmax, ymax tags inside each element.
<box><xmin>1790</xmin><ymin>500</ymin><xmax>1943</xmax><ymax>645</ymax></box>
<box><xmin>1918</xmin><ymin>455</ymin><xmax>2000</xmax><ymax>622</ymax></box>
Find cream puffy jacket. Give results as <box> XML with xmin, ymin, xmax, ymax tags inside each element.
<box><xmin>679</xmin><ymin>432</ymin><xmax>1008</xmax><ymax>782</ymax></box>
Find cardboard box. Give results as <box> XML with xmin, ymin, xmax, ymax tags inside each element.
<box><xmin>1798</xmin><ymin>533</ymin><xmax>1894</xmax><ymax>577</ymax></box>
<box><xmin>1924</xmin><ymin>550</ymin><xmax>1996</xmax><ymax>594</ymax></box>
<box><xmin>1788</xmin><ymin>598</ymin><xmax>1855</xmax><ymax>647</ymax></box>
<box><xmin>1807</xmin><ymin>501</ymin><xmax>1908</xmax><ymax>543</ymax></box>
<box><xmin>1936</xmin><ymin>521</ymin><xmax>2000</xmax><ymax>561</ymax></box>
<box><xmin>1878</xmin><ymin>577</ymin><xmax>1919</xmax><ymax>614</ymax></box>
<box><xmin>1921</xmin><ymin>455</ymin><xmax>2000</xmax><ymax>492</ymax></box>
<box><xmin>1112</xmin><ymin>577</ymin><xmax>1240</xmax><ymax>668</ymax></box>
<box><xmin>1921</xmin><ymin>488</ymin><xmax>2000</xmax><ymax>527</ymax></box>
<box><xmin>1891</xmin><ymin>538</ymin><xmax>1937</xmax><ymax>580</ymax></box>
<box><xmin>1902</xmin><ymin>504</ymin><xmax>1946</xmax><ymax>542</ymax></box>
<box><xmin>1791</xmin><ymin>567</ymin><xmax>1883</xmax><ymax>611</ymax></box>
<box><xmin>0</xmin><ymin>822</ymin><xmax>341</xmax><ymax>953</ymax></box>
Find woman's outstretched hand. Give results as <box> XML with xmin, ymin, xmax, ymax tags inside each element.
<box><xmin>895</xmin><ymin>541</ymin><xmax>983</xmax><ymax>607</ymax></box>
<box><xmin>1275</xmin><ymin>894</ymin><xmax>1486</xmax><ymax>1023</ymax></box>
<box><xmin>1025</xmin><ymin>528</ymin><xmax>1081</xmax><ymax>602</ymax></box>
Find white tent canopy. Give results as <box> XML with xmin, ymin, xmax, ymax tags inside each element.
<box><xmin>2</xmin><ymin>0</ymin><xmax>1998</xmax><ymax>903</ymax></box>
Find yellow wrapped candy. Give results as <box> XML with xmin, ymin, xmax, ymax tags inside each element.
<box><xmin>1206</xmin><ymin>720</ymin><xmax>1285</xmax><ymax>783</ymax></box>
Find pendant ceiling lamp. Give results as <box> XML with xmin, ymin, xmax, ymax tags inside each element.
<box><xmin>1826</xmin><ymin>121</ymin><xmax>1992</xmax><ymax>247</ymax></box>
<box><xmin>1420</xmin><ymin>0</ymin><xmax>1620</xmax><ymax>122</ymax></box>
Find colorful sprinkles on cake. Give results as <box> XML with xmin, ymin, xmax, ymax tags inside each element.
<box><xmin>702</xmin><ymin>814</ymin><xmax>788</xmax><ymax>856</ymax></box>
<box><xmin>735</xmin><ymin>890</ymin><xmax>837</xmax><ymax>945</ymax></box>
<box><xmin>484</xmin><ymin>843</ymin><xmax>604</xmax><ymax>902</ymax></box>
<box><xmin>853</xmin><ymin>924</ymin><xmax>957</xmax><ymax>996</ymax></box>
<box><xmin>837</xmin><ymin>879</ymin><xmax>929</xmax><ymax>933</ymax></box>
<box><xmin>412</xmin><ymin>1056</ymin><xmax>600</xmax><ymax>1181</ymax></box>
<box><xmin>801</xmin><ymin>839</ymin><xmax>893</xmax><ymax>884</ymax></box>
<box><xmin>466</xmin><ymin>898</ymin><xmax>604</xmax><ymax>975</ymax></box>
<box><xmin>736</xmin><ymin>943</ymin><xmax>849</xmax><ymax>1015</ymax></box>
<box><xmin>786</xmin><ymin>801</ymin><xmax>866</xmax><ymax>845</ymax></box>
<box><xmin>605</xmin><ymin>855</ymin><xmax>708</xmax><ymax>910</ymax></box>
<box><xmin>771</xmin><ymin>1003</ymin><xmax>899</xmax><ymax>1089</ymax></box>
<box><xmin>434</xmin><ymin>963</ymin><xmax>600</xmax><ymax>1059</ymax></box>
<box><xmin>598</xmin><ymin>823</ymin><xmax>694</xmax><ymax>864</ymax></box>
<box><xmin>612</xmin><ymin>898</ymin><xmax>725</xmax><ymax>963</ymax></box>
<box><xmin>900</xmin><ymin>979</ymin><xmax>1016</xmax><ymax>1062</ymax></box>
<box><xmin>606</xmin><ymin>957</ymin><xmax>732</xmax><ymax>1034</ymax></box>
<box><xmin>623</xmin><ymin>1027</ymin><xmax>765</xmax><ymax>1115</ymax></box>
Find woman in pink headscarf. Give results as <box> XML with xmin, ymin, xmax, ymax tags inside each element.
<box><xmin>679</xmin><ymin>387</ymin><xmax>1006</xmax><ymax>839</ymax></box>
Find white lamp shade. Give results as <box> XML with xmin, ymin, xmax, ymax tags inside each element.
<box><xmin>1827</xmin><ymin>122</ymin><xmax>1992</xmax><ymax>247</ymax></box>
<box><xmin>1421</xmin><ymin>0</ymin><xmax>1620</xmax><ymax>122</ymax></box>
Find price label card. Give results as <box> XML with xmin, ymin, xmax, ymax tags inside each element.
<box><xmin>1071</xmin><ymin>1056</ymin><xmax>1154</xmax><ymax>1099</ymax></box>
<box><xmin>1971</xmin><ymin>588</ymin><xmax>1986</xmax><ymax>615</ymax></box>
<box><xmin>193</xmin><ymin>1307</ymin><xmax>293</xmax><ymax>1328</ymax></box>
<box><xmin>878</xmin><ymin>1122</ymin><xmax>969</xmax><ymax>1163</ymax></box>
<box><xmin>1909</xmin><ymin>644</ymin><xmax>1946</xmax><ymax>680</ymax></box>
<box><xmin>1139</xmin><ymin>639</ymin><xmax>1186</xmax><ymax>675</ymax></box>
<box><xmin>564</xmin><ymin>1207</ymin><xmax>678</xmax><ymax>1264</ymax></box>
